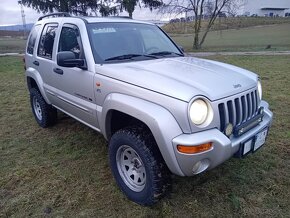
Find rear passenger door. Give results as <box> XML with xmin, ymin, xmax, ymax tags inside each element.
<box><xmin>35</xmin><ymin>23</ymin><xmax>59</xmax><ymax>99</ymax></box>
<box><xmin>50</xmin><ymin>23</ymin><xmax>98</xmax><ymax>128</ymax></box>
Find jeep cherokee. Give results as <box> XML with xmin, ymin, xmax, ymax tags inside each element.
<box><xmin>24</xmin><ymin>13</ymin><xmax>273</xmax><ymax>205</ymax></box>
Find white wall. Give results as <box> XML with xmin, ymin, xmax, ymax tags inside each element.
<box><xmin>242</xmin><ymin>0</ymin><xmax>290</xmax><ymax>17</ymax></box>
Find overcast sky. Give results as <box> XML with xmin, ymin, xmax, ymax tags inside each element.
<box><xmin>0</xmin><ymin>0</ymin><xmax>171</xmax><ymax>26</ymax></box>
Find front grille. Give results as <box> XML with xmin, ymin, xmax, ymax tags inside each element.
<box><xmin>218</xmin><ymin>89</ymin><xmax>259</xmax><ymax>134</ymax></box>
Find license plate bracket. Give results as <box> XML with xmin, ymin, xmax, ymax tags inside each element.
<box><xmin>235</xmin><ymin>127</ymin><xmax>268</xmax><ymax>158</ymax></box>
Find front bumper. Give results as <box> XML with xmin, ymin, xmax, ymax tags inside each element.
<box><xmin>172</xmin><ymin>100</ymin><xmax>273</xmax><ymax>176</ymax></box>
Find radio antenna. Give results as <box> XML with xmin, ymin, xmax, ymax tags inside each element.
<box><xmin>20</xmin><ymin>1</ymin><xmax>27</xmax><ymax>39</ymax></box>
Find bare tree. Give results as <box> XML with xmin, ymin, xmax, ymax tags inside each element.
<box><xmin>205</xmin><ymin>1</ymin><xmax>215</xmax><ymax>16</ymax></box>
<box><xmin>225</xmin><ymin>0</ymin><xmax>246</xmax><ymax>17</ymax></box>
<box><xmin>161</xmin><ymin>0</ymin><xmax>243</xmax><ymax>49</ymax></box>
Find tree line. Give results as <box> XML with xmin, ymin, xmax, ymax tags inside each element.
<box><xmin>19</xmin><ymin>0</ymin><xmax>163</xmax><ymax>18</ymax></box>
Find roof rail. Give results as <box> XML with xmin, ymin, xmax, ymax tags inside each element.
<box><xmin>109</xmin><ymin>16</ymin><xmax>132</xmax><ymax>19</ymax></box>
<box><xmin>38</xmin><ymin>12</ymin><xmax>71</xmax><ymax>21</ymax></box>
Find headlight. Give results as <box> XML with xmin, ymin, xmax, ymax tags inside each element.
<box><xmin>257</xmin><ymin>80</ymin><xmax>262</xmax><ymax>101</ymax></box>
<box><xmin>189</xmin><ymin>99</ymin><xmax>211</xmax><ymax>125</ymax></box>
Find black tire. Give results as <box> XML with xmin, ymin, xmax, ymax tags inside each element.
<box><xmin>30</xmin><ymin>88</ymin><xmax>57</xmax><ymax>128</ymax></box>
<box><xmin>109</xmin><ymin>126</ymin><xmax>171</xmax><ymax>206</ymax></box>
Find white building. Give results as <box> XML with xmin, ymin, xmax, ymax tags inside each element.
<box><xmin>241</xmin><ymin>0</ymin><xmax>290</xmax><ymax>17</ymax></box>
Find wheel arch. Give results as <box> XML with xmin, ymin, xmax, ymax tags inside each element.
<box><xmin>100</xmin><ymin>93</ymin><xmax>184</xmax><ymax>176</ymax></box>
<box><xmin>26</xmin><ymin>69</ymin><xmax>51</xmax><ymax>104</ymax></box>
<box><xmin>105</xmin><ymin>109</ymin><xmax>150</xmax><ymax>140</ymax></box>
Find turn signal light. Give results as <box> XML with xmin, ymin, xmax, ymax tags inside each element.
<box><xmin>177</xmin><ymin>143</ymin><xmax>212</xmax><ymax>154</ymax></box>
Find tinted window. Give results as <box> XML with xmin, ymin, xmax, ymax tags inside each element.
<box><xmin>58</xmin><ymin>26</ymin><xmax>82</xmax><ymax>58</ymax></box>
<box><xmin>27</xmin><ymin>25</ymin><xmax>40</xmax><ymax>54</ymax></box>
<box><xmin>38</xmin><ymin>24</ymin><xmax>58</xmax><ymax>59</ymax></box>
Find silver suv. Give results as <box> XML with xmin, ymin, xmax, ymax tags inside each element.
<box><xmin>25</xmin><ymin>13</ymin><xmax>273</xmax><ymax>205</ymax></box>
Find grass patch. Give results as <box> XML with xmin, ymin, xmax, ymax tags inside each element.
<box><xmin>0</xmin><ymin>38</ymin><xmax>26</xmax><ymax>53</ymax></box>
<box><xmin>0</xmin><ymin>56</ymin><xmax>290</xmax><ymax>216</ymax></box>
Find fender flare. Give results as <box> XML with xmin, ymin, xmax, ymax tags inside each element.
<box><xmin>26</xmin><ymin>68</ymin><xmax>51</xmax><ymax>104</ymax></box>
<box><xmin>99</xmin><ymin>93</ymin><xmax>185</xmax><ymax>176</ymax></box>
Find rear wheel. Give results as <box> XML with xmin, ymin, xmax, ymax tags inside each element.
<box><xmin>30</xmin><ymin>88</ymin><xmax>57</xmax><ymax>128</ymax></box>
<box><xmin>109</xmin><ymin>126</ymin><xmax>171</xmax><ymax>206</ymax></box>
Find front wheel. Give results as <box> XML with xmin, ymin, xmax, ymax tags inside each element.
<box><xmin>109</xmin><ymin>126</ymin><xmax>171</xmax><ymax>206</ymax></box>
<box><xmin>30</xmin><ymin>88</ymin><xmax>57</xmax><ymax>128</ymax></box>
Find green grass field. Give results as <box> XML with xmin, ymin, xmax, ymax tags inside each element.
<box><xmin>0</xmin><ymin>56</ymin><xmax>289</xmax><ymax>216</ymax></box>
<box><xmin>170</xmin><ymin>23</ymin><xmax>290</xmax><ymax>52</ymax></box>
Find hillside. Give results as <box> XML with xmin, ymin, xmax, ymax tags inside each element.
<box><xmin>170</xmin><ymin>23</ymin><xmax>290</xmax><ymax>52</ymax></box>
<box><xmin>0</xmin><ymin>24</ymin><xmax>33</xmax><ymax>32</ymax></box>
<box><xmin>162</xmin><ymin>17</ymin><xmax>290</xmax><ymax>34</ymax></box>
<box><xmin>1</xmin><ymin>19</ymin><xmax>290</xmax><ymax>53</ymax></box>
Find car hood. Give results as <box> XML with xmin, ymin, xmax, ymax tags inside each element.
<box><xmin>97</xmin><ymin>57</ymin><xmax>258</xmax><ymax>102</ymax></box>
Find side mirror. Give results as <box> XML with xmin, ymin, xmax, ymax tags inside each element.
<box><xmin>178</xmin><ymin>45</ymin><xmax>185</xmax><ymax>53</ymax></box>
<box><xmin>57</xmin><ymin>51</ymin><xmax>86</xmax><ymax>69</ymax></box>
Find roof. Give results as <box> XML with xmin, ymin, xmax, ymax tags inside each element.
<box><xmin>84</xmin><ymin>17</ymin><xmax>154</xmax><ymax>25</ymax></box>
<box><xmin>261</xmin><ymin>7</ymin><xmax>289</xmax><ymax>10</ymax></box>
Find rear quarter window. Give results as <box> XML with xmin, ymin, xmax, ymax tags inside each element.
<box><xmin>27</xmin><ymin>25</ymin><xmax>41</xmax><ymax>54</ymax></box>
<box><xmin>37</xmin><ymin>24</ymin><xmax>58</xmax><ymax>59</ymax></box>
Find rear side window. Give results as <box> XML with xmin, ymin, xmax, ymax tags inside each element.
<box><xmin>37</xmin><ymin>24</ymin><xmax>58</xmax><ymax>59</ymax></box>
<box><xmin>27</xmin><ymin>25</ymin><xmax>41</xmax><ymax>54</ymax></box>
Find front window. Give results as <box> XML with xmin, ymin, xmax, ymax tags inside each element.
<box><xmin>58</xmin><ymin>25</ymin><xmax>83</xmax><ymax>59</ymax></box>
<box><xmin>88</xmin><ymin>22</ymin><xmax>183</xmax><ymax>63</ymax></box>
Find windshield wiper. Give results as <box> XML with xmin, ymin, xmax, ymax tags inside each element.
<box><xmin>105</xmin><ymin>54</ymin><xmax>158</xmax><ymax>61</ymax></box>
<box><xmin>148</xmin><ymin>51</ymin><xmax>183</xmax><ymax>57</ymax></box>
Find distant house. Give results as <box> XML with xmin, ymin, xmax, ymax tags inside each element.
<box><xmin>241</xmin><ymin>0</ymin><xmax>290</xmax><ymax>17</ymax></box>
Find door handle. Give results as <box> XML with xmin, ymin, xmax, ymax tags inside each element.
<box><xmin>33</xmin><ymin>60</ymin><xmax>39</xmax><ymax>66</ymax></box>
<box><xmin>53</xmin><ymin>68</ymin><xmax>63</xmax><ymax>75</ymax></box>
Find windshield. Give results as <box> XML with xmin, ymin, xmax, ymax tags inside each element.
<box><xmin>87</xmin><ymin>22</ymin><xmax>183</xmax><ymax>63</ymax></box>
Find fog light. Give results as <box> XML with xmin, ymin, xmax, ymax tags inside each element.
<box><xmin>225</xmin><ymin>123</ymin><xmax>233</xmax><ymax>136</ymax></box>
<box><xmin>192</xmin><ymin>159</ymin><xmax>210</xmax><ymax>174</ymax></box>
<box><xmin>177</xmin><ymin>143</ymin><xmax>212</xmax><ymax>154</ymax></box>
<box><xmin>192</xmin><ymin>161</ymin><xmax>201</xmax><ymax>172</ymax></box>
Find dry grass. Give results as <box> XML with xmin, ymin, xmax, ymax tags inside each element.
<box><xmin>0</xmin><ymin>56</ymin><xmax>289</xmax><ymax>217</ymax></box>
<box><xmin>170</xmin><ymin>24</ymin><xmax>290</xmax><ymax>52</ymax></box>
<box><xmin>163</xmin><ymin>17</ymin><xmax>290</xmax><ymax>34</ymax></box>
<box><xmin>0</xmin><ymin>38</ymin><xmax>26</xmax><ymax>54</ymax></box>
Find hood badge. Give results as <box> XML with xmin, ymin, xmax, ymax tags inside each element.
<box><xmin>233</xmin><ymin>84</ymin><xmax>242</xmax><ymax>89</ymax></box>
